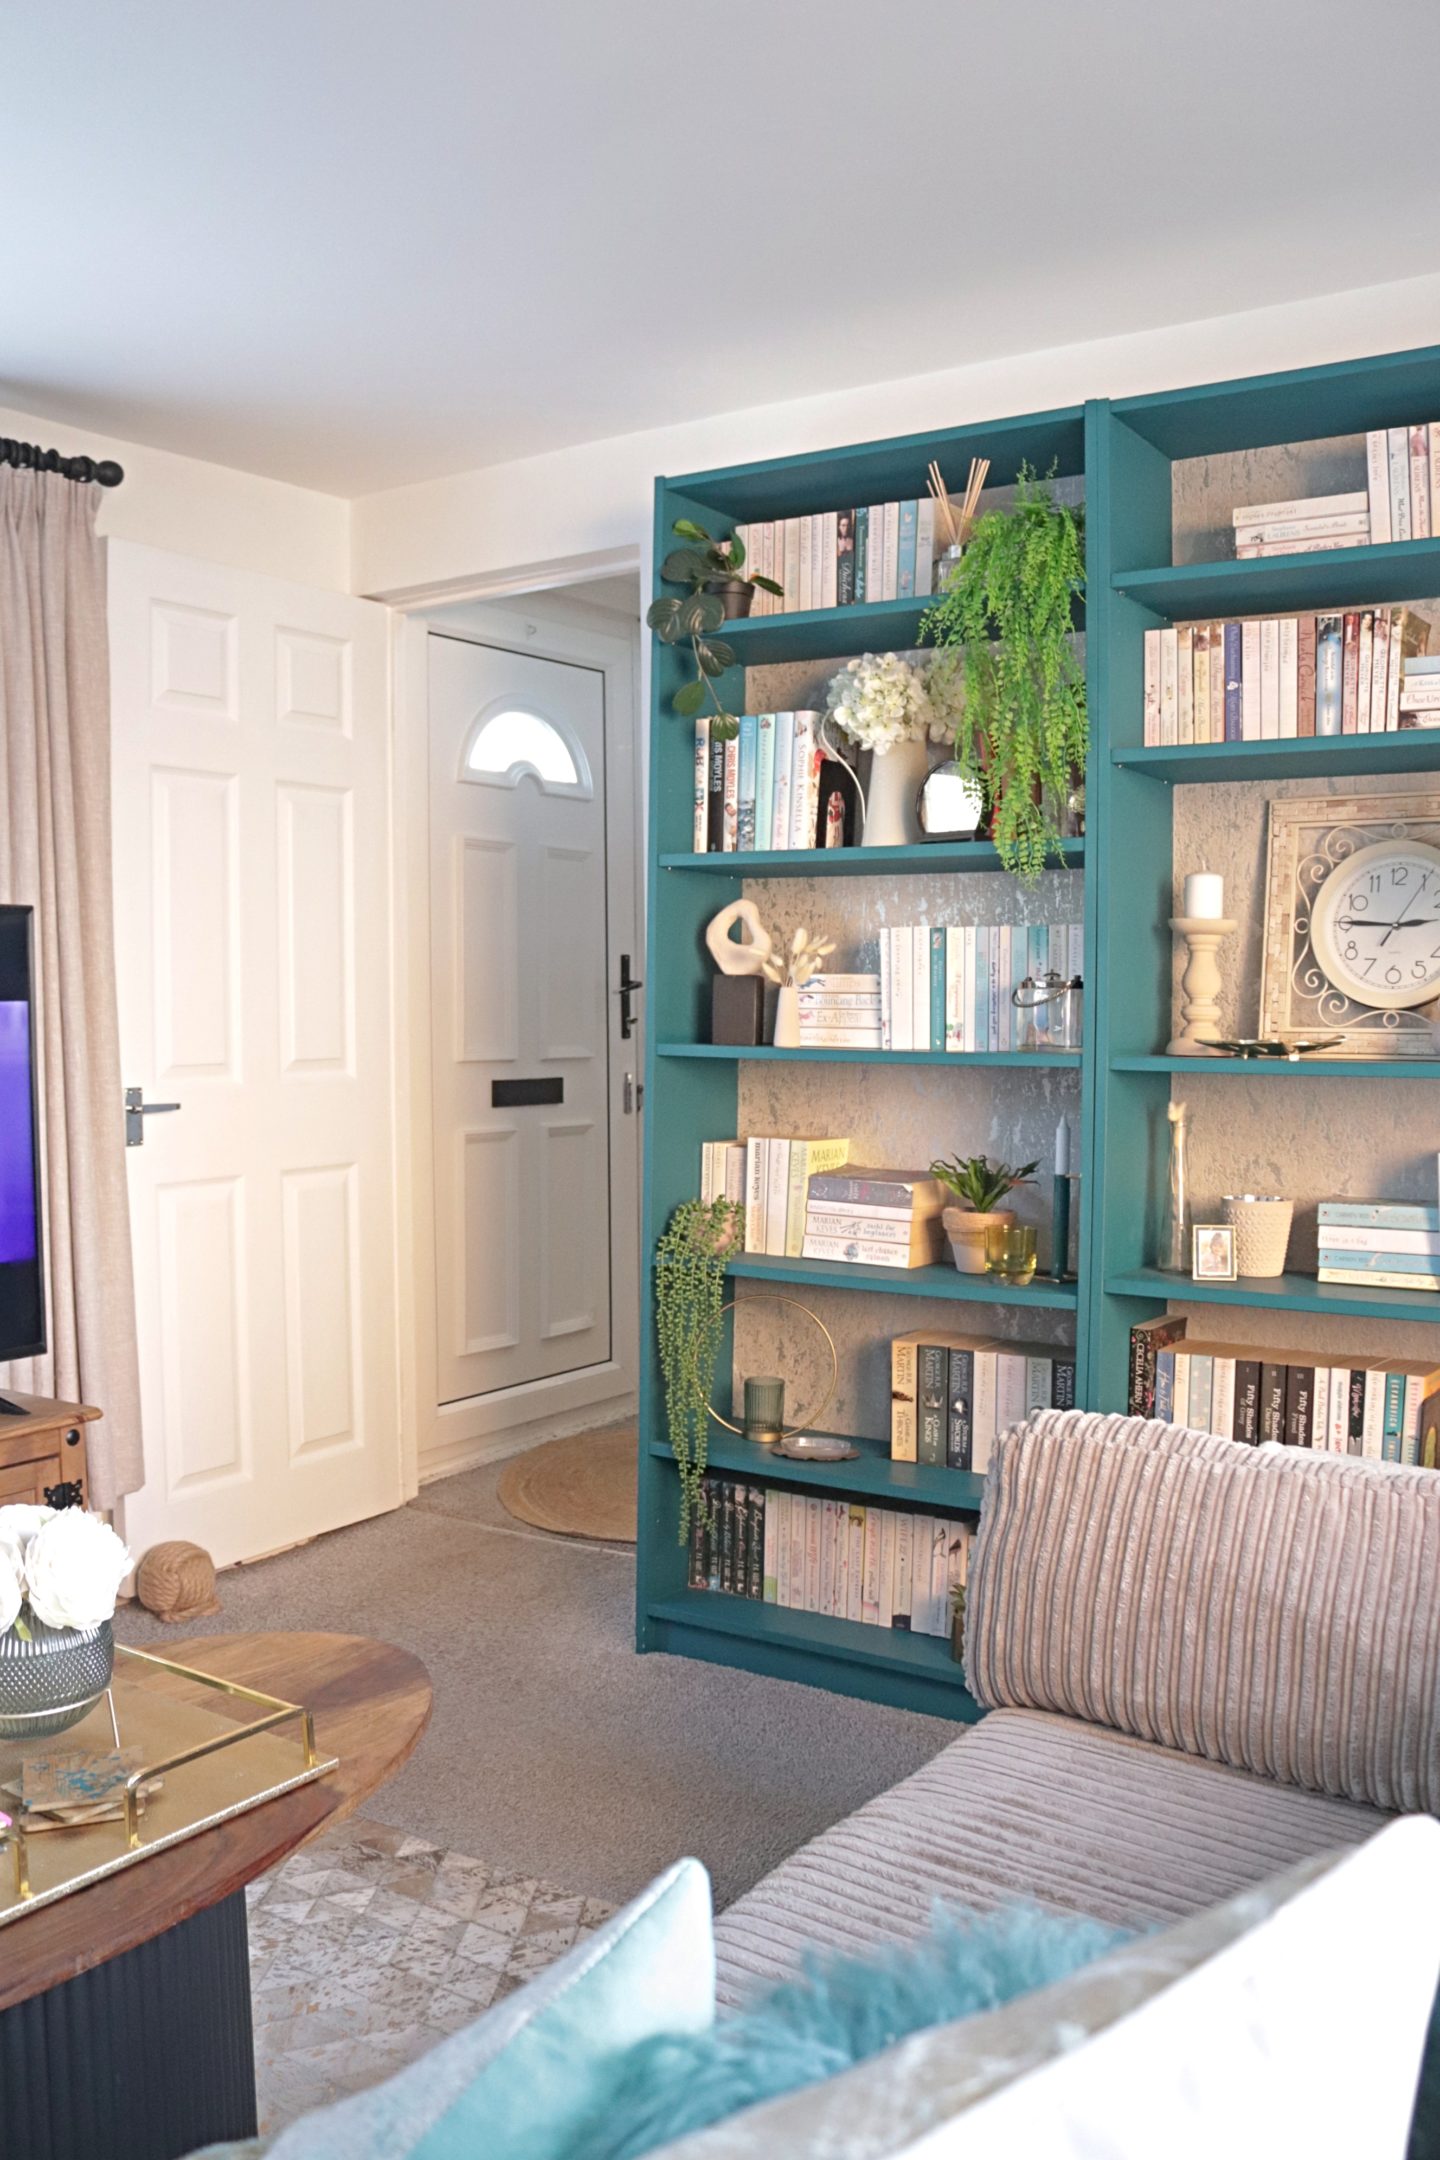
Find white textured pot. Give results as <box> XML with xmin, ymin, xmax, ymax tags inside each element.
<box><xmin>863</xmin><ymin>739</ymin><xmax>929</xmax><ymax>847</ymax></box>
<box><xmin>943</xmin><ymin>1205</ymin><xmax>1014</xmax><ymax>1275</ymax></box>
<box><xmin>1223</xmin><ymin>1194</ymin><xmax>1293</xmax><ymax>1279</ymax></box>
<box><xmin>773</xmin><ymin>983</ymin><xmax>801</xmax><ymax>1048</ymax></box>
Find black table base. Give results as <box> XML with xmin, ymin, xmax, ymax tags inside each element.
<box><xmin>0</xmin><ymin>1892</ymin><xmax>257</xmax><ymax>2160</ymax></box>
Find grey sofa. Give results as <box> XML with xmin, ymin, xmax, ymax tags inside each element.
<box><xmin>712</xmin><ymin>1407</ymin><xmax>1436</xmax><ymax>2007</ymax></box>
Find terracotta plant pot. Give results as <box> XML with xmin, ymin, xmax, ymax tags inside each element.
<box><xmin>943</xmin><ymin>1205</ymin><xmax>1014</xmax><ymax>1275</ymax></box>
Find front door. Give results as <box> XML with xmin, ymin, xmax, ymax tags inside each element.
<box><xmin>427</xmin><ymin>633</ymin><xmax>617</xmax><ymax>1405</ymax></box>
<box><xmin>109</xmin><ymin>542</ymin><xmax>402</xmax><ymax>1568</ymax></box>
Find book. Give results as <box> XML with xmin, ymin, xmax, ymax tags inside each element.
<box><xmin>693</xmin><ymin>717</ymin><xmax>710</xmax><ymax>851</ymax></box>
<box><xmin>1241</xmin><ymin>620</ymin><xmax>1261</xmax><ymax>739</ymax></box>
<box><xmin>808</xmin><ymin>1168</ymin><xmax>946</xmax><ymax>1210</ymax></box>
<box><xmin>1231</xmin><ymin>490</ymin><xmax>1366</xmax><ymax>526</ymax></box>
<box><xmin>801</xmin><ymin>1225</ymin><xmax>943</xmax><ymax>1268</ymax></box>
<box><xmin>880</xmin><ymin>501</ymin><xmax>900</xmax><ymax>602</ymax></box>
<box><xmin>1259</xmin><ymin>618</ymin><xmax>1279</xmax><ymax>740</ymax></box>
<box><xmin>897</xmin><ymin>499</ymin><xmax>917</xmax><ymax>598</ymax></box>
<box><xmin>1223</xmin><ymin>621</ymin><xmax>1242</xmax><ymax>741</ymax></box>
<box><xmin>736</xmin><ymin>713</ymin><xmax>757</xmax><ymax>851</ymax></box>
<box><xmin>854</xmin><ymin>507</ymin><xmax>869</xmax><ymax>603</ymax></box>
<box><xmin>1340</xmin><ymin>612</ymin><xmax>1360</xmax><ymax>734</ymax></box>
<box><xmin>770</xmin><ymin>709</ymin><xmax>794</xmax><ymax>848</ymax></box>
<box><xmin>1315</xmin><ymin>616</ymin><xmax>1344</xmax><ymax>735</ymax></box>
<box><xmin>1389</xmin><ymin>427</ymin><xmax>1412</xmax><ymax>542</ymax></box>
<box><xmin>1318</xmin><ymin>1200</ymin><xmax>1440</xmax><ymax>1232</ymax></box>
<box><xmin>819</xmin><ymin>512</ymin><xmax>839</xmax><ymax>610</ymax></box>
<box><xmin>783</xmin><ymin>1138</ymin><xmax>852</xmax><ymax>1256</ymax></box>
<box><xmin>1127</xmin><ymin>1314</ymin><xmax>1186</xmax><ymax>1417</ymax></box>
<box><xmin>1297</xmin><ymin>615</ymin><xmax>1317</xmax><ymax>738</ymax></box>
<box><xmin>754</xmin><ymin>713</ymin><xmax>776</xmax><ymax>850</ymax></box>
<box><xmin>836</xmin><ymin>510</ymin><xmax>857</xmax><ymax>606</ymax></box>
<box><xmin>1367</xmin><ymin>432</ymin><xmax>1393</xmax><ymax>545</ymax></box>
<box><xmin>915</xmin><ymin>500</ymin><xmax>935</xmax><ymax>599</ymax></box>
<box><xmin>1411</xmin><ymin>425</ymin><xmax>1432</xmax><ymax>540</ymax></box>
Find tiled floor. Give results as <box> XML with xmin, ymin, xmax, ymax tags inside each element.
<box><xmin>245</xmin><ymin>1814</ymin><xmax>616</xmax><ymax>2135</ymax></box>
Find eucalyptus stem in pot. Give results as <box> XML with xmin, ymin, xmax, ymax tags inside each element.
<box><xmin>646</xmin><ymin>519</ymin><xmax>784</xmax><ymax>741</ymax></box>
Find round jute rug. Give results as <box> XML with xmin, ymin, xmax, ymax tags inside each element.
<box><xmin>497</xmin><ymin>1423</ymin><xmax>638</xmax><ymax>1543</ymax></box>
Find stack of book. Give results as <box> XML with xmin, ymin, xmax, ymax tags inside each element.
<box><xmin>801</xmin><ymin>1165</ymin><xmax>945</xmax><ymax>1270</ymax></box>
<box><xmin>742</xmin><ymin>1137</ymin><xmax>851</xmax><ymax>1258</ymax></box>
<box><xmin>880</xmin><ymin>923</ymin><xmax>1083</xmax><ymax>1051</ymax></box>
<box><xmin>1365</xmin><ymin>425</ymin><xmax>1440</xmax><ymax>544</ymax></box>
<box><xmin>733</xmin><ymin>503</ymin><xmax>938</xmax><ymax>616</ymax></box>
<box><xmin>891</xmin><ymin>1330</ymin><xmax>1076</xmax><ymax>1473</ymax></box>
<box><xmin>1231</xmin><ymin>489</ymin><xmax>1370</xmax><ymax>559</ymax></box>
<box><xmin>1128</xmin><ymin>1316</ymin><xmax>1439</xmax><ymax>1464</ymax></box>
<box><xmin>798</xmin><ymin>973</ymin><xmax>882</xmax><ymax>1048</ymax></box>
<box><xmin>689</xmin><ymin>1474</ymin><xmax>974</xmax><ymax>1637</ymax></box>
<box><xmin>1399</xmin><ymin>654</ymin><xmax>1440</xmax><ymax>729</ymax></box>
<box><xmin>1141</xmin><ymin>607</ymin><xmax>1428</xmax><ymax>745</ymax></box>
<box><xmin>1317</xmin><ymin>1199</ymin><xmax>1440</xmax><ymax>1293</ymax></box>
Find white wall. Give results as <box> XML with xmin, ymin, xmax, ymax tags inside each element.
<box><xmin>0</xmin><ymin>400</ymin><xmax>349</xmax><ymax>589</ymax></box>
<box><xmin>351</xmin><ymin>268</ymin><xmax>1440</xmax><ymax>601</ymax></box>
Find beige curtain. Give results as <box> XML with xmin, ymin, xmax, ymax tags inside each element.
<box><xmin>0</xmin><ymin>468</ymin><xmax>143</xmax><ymax>1505</ymax></box>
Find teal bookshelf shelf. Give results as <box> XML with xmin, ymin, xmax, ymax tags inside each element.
<box><xmin>1106</xmin><ymin>1267</ymin><xmax>1440</xmax><ymax>1326</ymax></box>
<box><xmin>1112</xmin><ymin>736</ymin><xmax>1440</xmax><ymax>784</ymax></box>
<box><xmin>646</xmin><ymin>1429</ymin><xmax>985</xmax><ymax>1512</ymax></box>
<box><xmin>1112</xmin><ymin>1055</ymin><xmax>1440</xmax><ymax>1080</ymax></box>
<box><xmin>645</xmin><ymin>1593</ymin><xmax>981</xmax><ymax>1720</ymax></box>
<box><xmin>659</xmin><ymin>1044</ymin><xmax>1082</xmax><ymax>1070</ymax></box>
<box><xmin>638</xmin><ymin>338</ymin><xmax>1440</xmax><ymax>1717</ymax></box>
<box><xmin>1111</xmin><ymin>536</ymin><xmax>1440</xmax><ymax>618</ymax></box>
<box><xmin>724</xmin><ymin>1251</ymin><xmax>1079</xmax><ymax>1309</ymax></box>
<box><xmin>658</xmin><ymin>840</ymin><xmax>1085</xmax><ymax>877</ymax></box>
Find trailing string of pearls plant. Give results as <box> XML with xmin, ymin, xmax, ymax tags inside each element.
<box><xmin>654</xmin><ymin>1198</ymin><xmax>744</xmax><ymax>1539</ymax></box>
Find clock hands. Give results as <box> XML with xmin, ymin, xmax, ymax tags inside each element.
<box><xmin>1335</xmin><ymin>912</ymin><xmax>1440</xmax><ymax>944</ymax></box>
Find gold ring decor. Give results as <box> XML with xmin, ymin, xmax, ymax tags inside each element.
<box><xmin>706</xmin><ymin>1295</ymin><xmax>839</xmax><ymax>1442</ymax></box>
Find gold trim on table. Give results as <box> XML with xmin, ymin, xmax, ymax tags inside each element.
<box><xmin>0</xmin><ymin>1646</ymin><xmax>336</xmax><ymax>1919</ymax></box>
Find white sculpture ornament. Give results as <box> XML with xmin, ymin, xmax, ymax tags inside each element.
<box><xmin>705</xmin><ymin>899</ymin><xmax>775</xmax><ymax>978</ymax></box>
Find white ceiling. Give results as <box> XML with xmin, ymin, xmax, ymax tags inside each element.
<box><xmin>6</xmin><ymin>0</ymin><xmax>1439</xmax><ymax>497</ymax></box>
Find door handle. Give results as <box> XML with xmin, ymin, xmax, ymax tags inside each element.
<box><xmin>125</xmin><ymin>1087</ymin><xmax>181</xmax><ymax>1147</ymax></box>
<box><xmin>615</xmin><ymin>954</ymin><xmax>643</xmax><ymax>1041</ymax></box>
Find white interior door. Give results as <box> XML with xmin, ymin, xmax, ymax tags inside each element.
<box><xmin>109</xmin><ymin>542</ymin><xmax>402</xmax><ymax>1569</ymax></box>
<box><xmin>428</xmin><ymin>632</ymin><xmax>617</xmax><ymax>1404</ymax></box>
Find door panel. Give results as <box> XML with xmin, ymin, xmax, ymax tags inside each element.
<box><xmin>428</xmin><ymin>634</ymin><xmax>612</xmax><ymax>1403</ymax></box>
<box><xmin>111</xmin><ymin>542</ymin><xmax>401</xmax><ymax>1568</ymax></box>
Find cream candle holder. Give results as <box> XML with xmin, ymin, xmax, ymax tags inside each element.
<box><xmin>1166</xmin><ymin>916</ymin><xmax>1238</xmax><ymax>1056</ymax></box>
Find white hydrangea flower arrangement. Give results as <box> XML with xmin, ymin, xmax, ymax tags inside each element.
<box><xmin>824</xmin><ymin>652</ymin><xmax>959</xmax><ymax>755</ymax></box>
<box><xmin>0</xmin><ymin>1504</ymin><xmax>131</xmax><ymax>1638</ymax></box>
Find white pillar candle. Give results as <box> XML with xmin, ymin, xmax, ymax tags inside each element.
<box><xmin>1055</xmin><ymin>1117</ymin><xmax>1070</xmax><ymax>1177</ymax></box>
<box><xmin>1183</xmin><ymin>871</ymin><xmax>1224</xmax><ymax>920</ymax></box>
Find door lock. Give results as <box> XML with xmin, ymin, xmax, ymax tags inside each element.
<box><xmin>623</xmin><ymin>1072</ymin><xmax>644</xmax><ymax>1115</ymax></box>
<box><xmin>125</xmin><ymin>1087</ymin><xmax>181</xmax><ymax>1147</ymax></box>
<box><xmin>615</xmin><ymin>954</ymin><xmax>643</xmax><ymax>1041</ymax></box>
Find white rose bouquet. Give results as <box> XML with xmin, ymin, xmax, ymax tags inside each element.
<box><xmin>824</xmin><ymin>652</ymin><xmax>956</xmax><ymax>755</ymax></box>
<box><xmin>0</xmin><ymin>1503</ymin><xmax>131</xmax><ymax>1638</ymax></box>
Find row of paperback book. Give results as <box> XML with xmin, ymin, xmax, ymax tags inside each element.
<box><xmin>1365</xmin><ymin>428</ymin><xmax>1440</xmax><ymax>547</ymax></box>
<box><xmin>693</xmin><ymin>711</ymin><xmax>848</xmax><ymax>855</ymax></box>
<box><xmin>1129</xmin><ymin>1316</ymin><xmax>1439</xmax><ymax>1465</ymax></box>
<box><xmin>689</xmin><ymin>1474</ymin><xmax>974</xmax><ymax>1636</ymax></box>
<box><xmin>795</xmin><ymin>974</ymin><xmax>881</xmax><ymax>1048</ymax></box>
<box><xmin>1141</xmin><ymin>608</ymin><xmax>1430</xmax><ymax>746</ymax></box>
<box><xmin>879</xmin><ymin>923</ymin><xmax>1083</xmax><ymax>1052</ymax></box>
<box><xmin>1316</xmin><ymin>1198</ymin><xmax>1440</xmax><ymax>1293</ymax></box>
<box><xmin>734</xmin><ymin>1137</ymin><xmax>853</xmax><ymax>1257</ymax></box>
<box><xmin>733</xmin><ymin>502</ymin><xmax>940</xmax><ymax>617</ymax></box>
<box><xmin>1228</xmin><ymin>486</ymin><xmax>1372</xmax><ymax>559</ymax></box>
<box><xmin>892</xmin><ymin>1329</ymin><xmax>1075</xmax><ymax>1474</ymax></box>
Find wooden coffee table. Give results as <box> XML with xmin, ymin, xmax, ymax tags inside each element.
<box><xmin>0</xmin><ymin>1631</ymin><xmax>431</xmax><ymax>2160</ymax></box>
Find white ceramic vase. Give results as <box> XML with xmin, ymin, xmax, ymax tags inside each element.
<box><xmin>773</xmin><ymin>983</ymin><xmax>801</xmax><ymax>1049</ymax></box>
<box><xmin>1223</xmin><ymin>1194</ymin><xmax>1293</xmax><ymax>1279</ymax></box>
<box><xmin>863</xmin><ymin>738</ymin><xmax>929</xmax><ymax>847</ymax></box>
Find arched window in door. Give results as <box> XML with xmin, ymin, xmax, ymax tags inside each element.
<box><xmin>461</xmin><ymin>703</ymin><xmax>594</xmax><ymax>798</ymax></box>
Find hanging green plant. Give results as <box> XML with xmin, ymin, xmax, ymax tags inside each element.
<box><xmin>920</xmin><ymin>465</ymin><xmax>1086</xmax><ymax>880</ymax></box>
<box><xmin>654</xmin><ymin>1197</ymin><xmax>744</xmax><ymax>1538</ymax></box>
<box><xmin>646</xmin><ymin>519</ymin><xmax>783</xmax><ymax>741</ymax></box>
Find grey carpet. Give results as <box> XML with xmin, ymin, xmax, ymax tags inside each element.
<box><xmin>117</xmin><ymin>1458</ymin><xmax>958</xmax><ymax>1909</ymax></box>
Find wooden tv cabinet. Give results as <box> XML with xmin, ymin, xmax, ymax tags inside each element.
<box><xmin>0</xmin><ymin>1390</ymin><xmax>97</xmax><ymax>1509</ymax></box>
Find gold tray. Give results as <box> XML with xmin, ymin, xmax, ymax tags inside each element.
<box><xmin>0</xmin><ymin>1645</ymin><xmax>337</xmax><ymax>1922</ymax></box>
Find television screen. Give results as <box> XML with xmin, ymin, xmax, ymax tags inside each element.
<box><xmin>0</xmin><ymin>907</ymin><xmax>44</xmax><ymax>1362</ymax></box>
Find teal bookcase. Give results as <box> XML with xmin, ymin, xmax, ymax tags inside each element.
<box><xmin>636</xmin><ymin>344</ymin><xmax>1440</xmax><ymax>1720</ymax></box>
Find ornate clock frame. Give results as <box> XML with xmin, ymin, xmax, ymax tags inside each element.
<box><xmin>1259</xmin><ymin>791</ymin><xmax>1440</xmax><ymax>1058</ymax></box>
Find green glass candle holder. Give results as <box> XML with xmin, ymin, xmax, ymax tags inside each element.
<box><xmin>985</xmin><ymin>1222</ymin><xmax>1037</xmax><ymax>1285</ymax></box>
<box><xmin>742</xmin><ymin>1375</ymin><xmax>785</xmax><ymax>1447</ymax></box>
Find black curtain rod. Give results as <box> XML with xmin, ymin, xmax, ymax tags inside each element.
<box><xmin>0</xmin><ymin>437</ymin><xmax>124</xmax><ymax>487</ymax></box>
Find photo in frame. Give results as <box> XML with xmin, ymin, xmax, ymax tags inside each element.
<box><xmin>1192</xmin><ymin>1224</ymin><xmax>1237</xmax><ymax>1282</ymax></box>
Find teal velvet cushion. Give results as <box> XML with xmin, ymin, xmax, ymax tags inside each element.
<box><xmin>570</xmin><ymin>1901</ymin><xmax>1128</xmax><ymax>2160</ymax></box>
<box><xmin>190</xmin><ymin>1855</ymin><xmax>714</xmax><ymax>2160</ymax></box>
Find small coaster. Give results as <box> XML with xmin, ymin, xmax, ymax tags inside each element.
<box><xmin>774</xmin><ymin>1433</ymin><xmax>860</xmax><ymax>1463</ymax></box>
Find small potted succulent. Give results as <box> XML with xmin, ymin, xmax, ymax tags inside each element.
<box><xmin>931</xmin><ymin>1153</ymin><xmax>1038</xmax><ymax>1275</ymax></box>
<box><xmin>646</xmin><ymin>519</ymin><xmax>784</xmax><ymax>739</ymax></box>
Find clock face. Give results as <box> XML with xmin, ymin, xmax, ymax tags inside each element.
<box><xmin>1310</xmin><ymin>837</ymin><xmax>1440</xmax><ymax>1009</ymax></box>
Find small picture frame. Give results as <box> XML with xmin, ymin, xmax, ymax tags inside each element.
<box><xmin>1192</xmin><ymin>1224</ymin><xmax>1237</xmax><ymax>1282</ymax></box>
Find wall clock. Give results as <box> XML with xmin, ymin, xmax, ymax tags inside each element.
<box><xmin>1259</xmin><ymin>793</ymin><xmax>1440</xmax><ymax>1057</ymax></box>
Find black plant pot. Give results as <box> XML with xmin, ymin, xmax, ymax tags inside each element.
<box><xmin>704</xmin><ymin>579</ymin><xmax>754</xmax><ymax>620</ymax></box>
